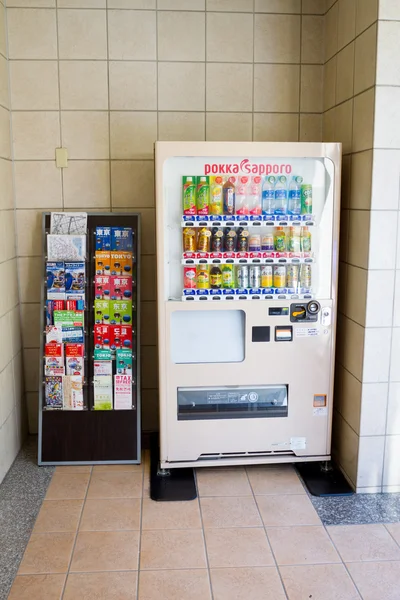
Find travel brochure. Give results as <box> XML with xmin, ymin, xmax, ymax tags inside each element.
<box><xmin>43</xmin><ymin>215</ymin><xmax>135</xmax><ymax>412</ymax></box>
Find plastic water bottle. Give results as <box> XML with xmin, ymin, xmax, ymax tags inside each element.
<box><xmin>288</xmin><ymin>176</ymin><xmax>303</xmax><ymax>215</ymax></box>
<box><xmin>249</xmin><ymin>176</ymin><xmax>262</xmax><ymax>216</ymax></box>
<box><xmin>262</xmin><ymin>176</ymin><xmax>275</xmax><ymax>215</ymax></box>
<box><xmin>236</xmin><ymin>176</ymin><xmax>250</xmax><ymax>215</ymax></box>
<box><xmin>274</xmin><ymin>176</ymin><xmax>288</xmax><ymax>215</ymax></box>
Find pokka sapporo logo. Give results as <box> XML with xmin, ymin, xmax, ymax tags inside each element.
<box><xmin>204</xmin><ymin>159</ymin><xmax>293</xmax><ymax>176</ymax></box>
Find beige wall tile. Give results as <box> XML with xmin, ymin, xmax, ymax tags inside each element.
<box><xmin>0</xmin><ymin>4</ymin><xmax>5</xmax><ymax>59</ymax></box>
<box><xmin>343</xmin><ymin>315</ymin><xmax>365</xmax><ymax>380</ymax></box>
<box><xmin>60</xmin><ymin>61</ymin><xmax>108</xmax><ymax>110</ymax></box>
<box><xmin>354</xmin><ymin>23</ymin><xmax>377</xmax><ymax>94</ymax></box>
<box><xmin>58</xmin><ymin>9</ymin><xmax>107</xmax><ymax>59</ymax></box>
<box><xmin>345</xmin><ymin>264</ymin><xmax>367</xmax><ymax>326</ymax></box>
<box><xmin>356</xmin><ymin>0</ymin><xmax>377</xmax><ymax>35</ymax></box>
<box><xmin>141</xmin><ymin>388</ymin><xmax>159</xmax><ymax>431</ymax></box>
<box><xmin>302</xmin><ymin>0</ymin><xmax>325</xmax><ymax>13</ymax></box>
<box><xmin>359</xmin><ymin>382</ymin><xmax>388</xmax><ymax>436</ymax></box>
<box><xmin>12</xmin><ymin>111</ymin><xmax>60</xmax><ymax>160</ymax></box>
<box><xmin>207</xmin><ymin>0</ymin><xmax>252</xmax><ymax>10</ymax></box>
<box><xmin>207</xmin><ymin>12</ymin><xmax>253</xmax><ymax>62</ymax></box>
<box><xmin>300</xmin><ymin>65</ymin><xmax>323</xmax><ymax>113</ymax></box>
<box><xmin>0</xmin><ymin>159</ymin><xmax>14</xmax><ymax>210</ymax></box>
<box><xmin>0</xmin><ymin>363</ymin><xmax>15</xmax><ymax>426</ymax></box>
<box><xmin>0</xmin><ymin>313</ymin><xmax>12</xmax><ymax>373</ymax></box>
<box><xmin>334</xmin><ymin>98</ymin><xmax>353</xmax><ymax>155</ymax></box>
<box><xmin>206</xmin><ymin>113</ymin><xmax>252</xmax><ymax>141</ymax></box>
<box><xmin>7</xmin><ymin>0</ymin><xmax>55</xmax><ymax>4</ymax></box>
<box><xmin>302</xmin><ymin>16</ymin><xmax>324</xmax><ymax>64</ymax></box>
<box><xmin>109</xmin><ymin>0</ymin><xmax>155</xmax><ymax>6</ymax></box>
<box><xmin>299</xmin><ymin>114</ymin><xmax>322</xmax><ymax>142</ymax></box>
<box><xmin>323</xmin><ymin>56</ymin><xmax>336</xmax><ymax>111</ymax></box>
<box><xmin>23</xmin><ymin>348</ymin><xmax>39</xmax><ymax>392</ymax></box>
<box><xmin>369</xmin><ymin>210</ymin><xmax>398</xmax><ymax>270</ymax></box>
<box><xmin>375</xmin><ymin>87</ymin><xmax>400</xmax><ymax>149</ymax></box>
<box><xmin>111</xmin><ymin>161</ymin><xmax>155</xmax><ymax>208</ymax></box>
<box><xmin>26</xmin><ymin>391</ymin><xmax>38</xmax><ymax>434</ymax></box>
<box><xmin>142</xmin><ymin>345</ymin><xmax>158</xmax><ymax>389</ymax></box>
<box><xmin>141</xmin><ymin>255</ymin><xmax>156</xmax><ymax>297</ymax></box>
<box><xmin>158</xmin><ymin>112</ymin><xmax>205</xmax><ymax>141</ymax></box>
<box><xmin>336</xmin><ymin>367</ymin><xmax>362</xmax><ymax>434</ymax></box>
<box><xmin>377</xmin><ymin>21</ymin><xmax>400</xmax><ymax>87</ymax></box>
<box><xmin>0</xmin><ymin>106</ymin><xmax>10</xmax><ymax>160</ymax></box>
<box><xmin>371</xmin><ymin>149</ymin><xmax>400</xmax><ymax>210</ymax></box>
<box><xmin>109</xmin><ymin>62</ymin><xmax>156</xmax><ymax>110</ymax></box>
<box><xmin>158</xmin><ymin>11</ymin><xmax>205</xmax><ymax>61</ymax></box>
<box><xmin>20</xmin><ymin>303</ymin><xmax>41</xmax><ymax>349</ymax></box>
<box><xmin>325</xmin><ymin>3</ymin><xmax>338</xmax><ymax>62</ymax></box>
<box><xmin>158</xmin><ymin>63</ymin><xmax>205</xmax><ymax>111</ymax></box>
<box><xmin>348</xmin><ymin>209</ymin><xmax>370</xmax><ymax>269</ymax></box>
<box><xmin>341</xmin><ymin>154</ymin><xmax>352</xmax><ymax>209</ymax></box>
<box><xmin>16</xmin><ymin>209</ymin><xmax>45</xmax><ymax>257</ymax></box>
<box><xmin>255</xmin><ymin>14</ymin><xmax>300</xmax><ymax>63</ymax></box>
<box><xmin>141</xmin><ymin>301</ymin><xmax>157</xmax><ymax>346</ymax></box>
<box><xmin>253</xmin><ymin>113</ymin><xmax>299</xmax><ymax>142</ymax></box>
<box><xmin>255</xmin><ymin>0</ymin><xmax>300</xmax><ymax>12</ymax></box>
<box><xmin>357</xmin><ymin>436</ymin><xmax>385</xmax><ymax>488</ymax></box>
<box><xmin>352</xmin><ymin>88</ymin><xmax>375</xmax><ymax>152</ymax></box>
<box><xmin>350</xmin><ymin>150</ymin><xmax>372</xmax><ymax>210</ymax></box>
<box><xmin>108</xmin><ymin>10</ymin><xmax>156</xmax><ymax>60</ymax></box>
<box><xmin>7</xmin><ymin>8</ymin><xmax>57</xmax><ymax>59</ymax></box>
<box><xmin>0</xmin><ymin>259</ymin><xmax>18</xmax><ymax>317</ymax></box>
<box><xmin>323</xmin><ymin>107</ymin><xmax>335</xmax><ymax>142</ymax></box>
<box><xmin>58</xmin><ymin>0</ymin><xmax>104</xmax><ymax>6</ymax></box>
<box><xmin>366</xmin><ymin>270</ymin><xmax>395</xmax><ymax>328</ymax></box>
<box><xmin>379</xmin><ymin>0</ymin><xmax>400</xmax><ymax>20</ymax></box>
<box><xmin>1</xmin><ymin>211</ymin><xmax>16</xmax><ymax>262</ymax></box>
<box><xmin>18</xmin><ymin>257</ymin><xmax>42</xmax><ymax>303</ymax></box>
<box><xmin>0</xmin><ymin>55</ymin><xmax>9</xmax><ymax>109</ymax></box>
<box><xmin>363</xmin><ymin>327</ymin><xmax>392</xmax><ymax>383</ymax></box>
<box><xmin>332</xmin><ymin>411</ymin><xmax>358</xmax><ymax>486</ymax></box>
<box><xmin>110</xmin><ymin>112</ymin><xmax>157</xmax><ymax>159</ymax></box>
<box><xmin>336</xmin><ymin>43</ymin><xmax>354</xmax><ymax>104</ymax></box>
<box><xmin>384</xmin><ymin>435</ymin><xmax>400</xmax><ymax>486</ymax></box>
<box><xmin>61</xmin><ymin>112</ymin><xmax>109</xmax><ymax>159</ymax></box>
<box><xmin>387</xmin><ymin>381</ymin><xmax>400</xmax><ymax>434</ymax></box>
<box><xmin>206</xmin><ymin>63</ymin><xmax>252</xmax><ymax>112</ymax></box>
<box><xmin>9</xmin><ymin>61</ymin><xmax>59</xmax><ymax>110</ymax></box>
<box><xmin>337</xmin><ymin>0</ymin><xmax>356</xmax><ymax>50</ymax></box>
<box><xmin>14</xmin><ymin>161</ymin><xmax>62</xmax><ymax>209</ymax></box>
<box><xmin>254</xmin><ymin>64</ymin><xmax>299</xmax><ymax>112</ymax></box>
<box><xmin>390</xmin><ymin>328</ymin><xmax>400</xmax><ymax>383</ymax></box>
<box><xmin>63</xmin><ymin>161</ymin><xmax>110</xmax><ymax>208</ymax></box>
<box><xmin>160</xmin><ymin>0</ymin><xmax>203</xmax><ymax>7</ymax></box>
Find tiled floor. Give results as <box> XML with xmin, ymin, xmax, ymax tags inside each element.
<box><xmin>7</xmin><ymin>456</ymin><xmax>400</xmax><ymax>599</ymax></box>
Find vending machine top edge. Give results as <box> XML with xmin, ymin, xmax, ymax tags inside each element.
<box><xmin>155</xmin><ymin>141</ymin><xmax>342</xmax><ymax>469</ymax></box>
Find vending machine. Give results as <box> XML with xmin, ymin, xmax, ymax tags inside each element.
<box><xmin>155</xmin><ymin>142</ymin><xmax>341</xmax><ymax>469</ymax></box>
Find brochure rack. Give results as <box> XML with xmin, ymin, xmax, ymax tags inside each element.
<box><xmin>38</xmin><ymin>212</ymin><xmax>141</xmax><ymax>465</ymax></box>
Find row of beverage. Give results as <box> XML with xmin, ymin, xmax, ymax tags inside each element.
<box><xmin>184</xmin><ymin>263</ymin><xmax>312</xmax><ymax>290</ymax></box>
<box><xmin>183</xmin><ymin>226</ymin><xmax>312</xmax><ymax>254</ymax></box>
<box><xmin>183</xmin><ymin>175</ymin><xmax>313</xmax><ymax>217</ymax></box>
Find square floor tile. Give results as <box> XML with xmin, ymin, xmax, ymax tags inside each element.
<box><xmin>210</xmin><ymin>567</ymin><xmax>286</xmax><ymax>600</ymax></box>
<box><xmin>142</xmin><ymin>498</ymin><xmax>202</xmax><ymax>530</ymax></box>
<box><xmin>256</xmin><ymin>495</ymin><xmax>321</xmax><ymax>527</ymax></box>
<box><xmin>327</xmin><ymin>524</ymin><xmax>400</xmax><ymax>562</ymax></box>
<box><xmin>385</xmin><ymin>522</ymin><xmax>400</xmax><ymax>544</ymax></box>
<box><xmin>140</xmin><ymin>530</ymin><xmax>207</xmax><ymax>570</ymax></box>
<box><xmin>196</xmin><ymin>468</ymin><xmax>252</xmax><ymax>497</ymax></box>
<box><xmin>347</xmin><ymin>561</ymin><xmax>400</xmax><ymax>600</ymax></box>
<box><xmin>267</xmin><ymin>526</ymin><xmax>341</xmax><ymax>566</ymax></box>
<box><xmin>80</xmin><ymin>498</ymin><xmax>141</xmax><ymax>531</ymax></box>
<box><xmin>8</xmin><ymin>574</ymin><xmax>66</xmax><ymax>600</ymax></box>
<box><xmin>247</xmin><ymin>466</ymin><xmax>305</xmax><ymax>495</ymax></box>
<box><xmin>200</xmin><ymin>496</ymin><xmax>262</xmax><ymax>528</ymax></box>
<box><xmin>33</xmin><ymin>500</ymin><xmax>83</xmax><ymax>533</ymax></box>
<box><xmin>70</xmin><ymin>530</ymin><xmax>139</xmax><ymax>572</ymax></box>
<box><xmin>280</xmin><ymin>564</ymin><xmax>361</xmax><ymax>600</ymax></box>
<box><xmin>64</xmin><ymin>571</ymin><xmax>138</xmax><ymax>600</ymax></box>
<box><xmin>87</xmin><ymin>472</ymin><xmax>142</xmax><ymax>498</ymax></box>
<box><xmin>55</xmin><ymin>465</ymin><xmax>92</xmax><ymax>474</ymax></box>
<box><xmin>18</xmin><ymin>532</ymin><xmax>75</xmax><ymax>574</ymax></box>
<box><xmin>93</xmin><ymin>463</ymin><xmax>143</xmax><ymax>473</ymax></box>
<box><xmin>205</xmin><ymin>528</ymin><xmax>274</xmax><ymax>568</ymax></box>
<box><xmin>45</xmin><ymin>473</ymin><xmax>90</xmax><ymax>500</ymax></box>
<box><xmin>138</xmin><ymin>569</ymin><xmax>211</xmax><ymax>600</ymax></box>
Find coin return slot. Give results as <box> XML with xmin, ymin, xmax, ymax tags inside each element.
<box><xmin>275</xmin><ymin>326</ymin><xmax>293</xmax><ymax>342</ymax></box>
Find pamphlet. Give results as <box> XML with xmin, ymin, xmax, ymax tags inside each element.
<box><xmin>110</xmin><ymin>251</ymin><xmax>133</xmax><ymax>276</ymax></box>
<box><xmin>96</xmin><ymin>226</ymin><xmax>111</xmax><ymax>251</ymax></box>
<box><xmin>95</xmin><ymin>275</ymin><xmax>111</xmax><ymax>299</ymax></box>
<box><xmin>114</xmin><ymin>374</ymin><xmax>132</xmax><ymax>410</ymax></box>
<box><xmin>50</xmin><ymin>212</ymin><xmax>87</xmax><ymax>235</ymax></box>
<box><xmin>95</xmin><ymin>252</ymin><xmax>111</xmax><ymax>275</ymax></box>
<box><xmin>62</xmin><ymin>327</ymin><xmax>84</xmax><ymax>343</ymax></box>
<box><xmin>94</xmin><ymin>360</ymin><xmax>113</xmax><ymax>376</ymax></box>
<box><xmin>65</xmin><ymin>262</ymin><xmax>85</xmax><ymax>296</ymax></box>
<box><xmin>93</xmin><ymin>375</ymin><xmax>113</xmax><ymax>410</ymax></box>
<box><xmin>46</xmin><ymin>262</ymin><xmax>65</xmax><ymax>299</ymax></box>
<box><xmin>46</xmin><ymin>326</ymin><xmax>63</xmax><ymax>344</ymax></box>
<box><xmin>110</xmin><ymin>300</ymin><xmax>132</xmax><ymax>325</ymax></box>
<box><xmin>44</xmin><ymin>376</ymin><xmax>63</xmax><ymax>409</ymax></box>
<box><xmin>110</xmin><ymin>325</ymin><xmax>132</xmax><ymax>351</ymax></box>
<box><xmin>47</xmin><ymin>235</ymin><xmax>86</xmax><ymax>261</ymax></box>
<box><xmin>94</xmin><ymin>325</ymin><xmax>111</xmax><ymax>349</ymax></box>
<box><xmin>110</xmin><ymin>276</ymin><xmax>132</xmax><ymax>300</ymax></box>
<box><xmin>65</xmin><ymin>343</ymin><xmax>84</xmax><ymax>376</ymax></box>
<box><xmin>94</xmin><ymin>300</ymin><xmax>110</xmax><ymax>324</ymax></box>
<box><xmin>111</xmin><ymin>227</ymin><xmax>133</xmax><ymax>251</ymax></box>
<box><xmin>54</xmin><ymin>310</ymin><xmax>84</xmax><ymax>329</ymax></box>
<box><xmin>115</xmin><ymin>349</ymin><xmax>132</xmax><ymax>376</ymax></box>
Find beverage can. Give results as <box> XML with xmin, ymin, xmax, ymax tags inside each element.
<box><xmin>301</xmin><ymin>184</ymin><xmax>313</xmax><ymax>214</ymax></box>
<box><xmin>197</xmin><ymin>227</ymin><xmax>211</xmax><ymax>252</ymax></box>
<box><xmin>224</xmin><ymin>228</ymin><xmax>236</xmax><ymax>252</ymax></box>
<box><xmin>300</xmin><ymin>264</ymin><xmax>312</xmax><ymax>288</ymax></box>
<box><xmin>210</xmin><ymin>176</ymin><xmax>223</xmax><ymax>215</ymax></box>
<box><xmin>261</xmin><ymin>233</ymin><xmax>274</xmax><ymax>251</ymax></box>
<box><xmin>273</xmin><ymin>265</ymin><xmax>286</xmax><ymax>288</ymax></box>
<box><xmin>196</xmin><ymin>176</ymin><xmax>210</xmax><ymax>215</ymax></box>
<box><xmin>237</xmin><ymin>265</ymin><xmax>249</xmax><ymax>288</ymax></box>
<box><xmin>182</xmin><ymin>176</ymin><xmax>196</xmax><ymax>215</ymax></box>
<box><xmin>183</xmin><ymin>266</ymin><xmax>196</xmax><ymax>289</ymax></box>
<box><xmin>249</xmin><ymin>265</ymin><xmax>261</xmax><ymax>288</ymax></box>
<box><xmin>211</xmin><ymin>227</ymin><xmax>223</xmax><ymax>252</ymax></box>
<box><xmin>210</xmin><ymin>266</ymin><xmax>222</xmax><ymax>289</ymax></box>
<box><xmin>222</xmin><ymin>264</ymin><xmax>234</xmax><ymax>288</ymax></box>
<box><xmin>182</xmin><ymin>227</ymin><xmax>196</xmax><ymax>252</ymax></box>
<box><xmin>196</xmin><ymin>265</ymin><xmax>210</xmax><ymax>289</ymax></box>
<box><xmin>261</xmin><ymin>265</ymin><xmax>273</xmax><ymax>288</ymax></box>
<box><xmin>286</xmin><ymin>264</ymin><xmax>299</xmax><ymax>289</ymax></box>
<box><xmin>248</xmin><ymin>234</ymin><xmax>261</xmax><ymax>252</ymax></box>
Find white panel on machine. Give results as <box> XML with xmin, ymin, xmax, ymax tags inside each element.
<box><xmin>170</xmin><ymin>310</ymin><xmax>245</xmax><ymax>363</ymax></box>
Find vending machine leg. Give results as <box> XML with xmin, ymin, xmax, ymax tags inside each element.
<box><xmin>149</xmin><ymin>433</ymin><xmax>197</xmax><ymax>502</ymax></box>
<box><xmin>295</xmin><ymin>461</ymin><xmax>354</xmax><ymax>497</ymax></box>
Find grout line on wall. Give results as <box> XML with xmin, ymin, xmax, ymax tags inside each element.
<box><xmin>54</xmin><ymin>0</ymin><xmax>64</xmax><ymax>210</ymax></box>
<box><xmin>298</xmin><ymin>0</ymin><xmax>302</xmax><ymax>141</ymax></box>
<box><xmin>204</xmin><ymin>5</ymin><xmax>207</xmax><ymax>140</ymax></box>
<box><xmin>106</xmin><ymin>0</ymin><xmax>112</xmax><ymax>209</ymax></box>
<box><xmin>251</xmin><ymin>0</ymin><xmax>255</xmax><ymax>141</ymax></box>
<box><xmin>155</xmin><ymin>0</ymin><xmax>159</xmax><ymax>141</ymax></box>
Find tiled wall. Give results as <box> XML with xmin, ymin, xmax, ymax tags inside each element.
<box><xmin>5</xmin><ymin>0</ymin><xmax>324</xmax><ymax>433</ymax></box>
<box><xmin>0</xmin><ymin>0</ymin><xmax>26</xmax><ymax>483</ymax></box>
